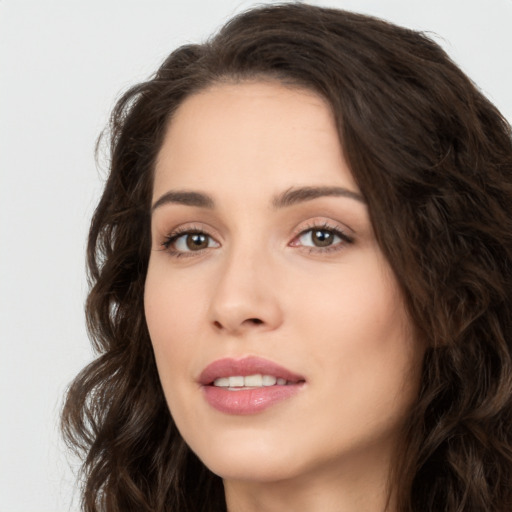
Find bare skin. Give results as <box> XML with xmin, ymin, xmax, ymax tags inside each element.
<box><xmin>145</xmin><ymin>81</ymin><xmax>424</xmax><ymax>512</ymax></box>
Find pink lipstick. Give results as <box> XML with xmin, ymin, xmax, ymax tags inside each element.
<box><xmin>199</xmin><ymin>356</ymin><xmax>305</xmax><ymax>415</ymax></box>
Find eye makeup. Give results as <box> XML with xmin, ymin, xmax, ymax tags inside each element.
<box><xmin>158</xmin><ymin>217</ymin><xmax>354</xmax><ymax>259</ymax></box>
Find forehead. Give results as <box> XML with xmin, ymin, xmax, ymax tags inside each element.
<box><xmin>153</xmin><ymin>80</ymin><xmax>358</xmax><ymax>196</ymax></box>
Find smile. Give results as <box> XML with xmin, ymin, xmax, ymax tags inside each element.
<box><xmin>199</xmin><ymin>357</ymin><xmax>305</xmax><ymax>414</ymax></box>
<box><xmin>213</xmin><ymin>375</ymin><xmax>289</xmax><ymax>388</ymax></box>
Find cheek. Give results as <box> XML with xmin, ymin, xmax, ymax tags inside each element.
<box><xmin>144</xmin><ymin>263</ymin><xmax>209</xmax><ymax>435</ymax></box>
<box><xmin>288</xmin><ymin>251</ymin><xmax>420</xmax><ymax>412</ymax></box>
<box><xmin>144</xmin><ymin>258</ymin><xmax>207</xmax><ymax>343</ymax></box>
<box><xmin>144</xmin><ymin>260</ymin><xmax>206</xmax><ymax>393</ymax></box>
<box><xmin>290</xmin><ymin>251</ymin><xmax>407</xmax><ymax>350</ymax></box>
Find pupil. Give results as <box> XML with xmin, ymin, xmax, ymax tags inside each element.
<box><xmin>187</xmin><ymin>234</ymin><xmax>208</xmax><ymax>250</ymax></box>
<box><xmin>313</xmin><ymin>230</ymin><xmax>333</xmax><ymax>247</ymax></box>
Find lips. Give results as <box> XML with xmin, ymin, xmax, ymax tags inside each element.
<box><xmin>198</xmin><ymin>356</ymin><xmax>305</xmax><ymax>415</ymax></box>
<box><xmin>199</xmin><ymin>356</ymin><xmax>304</xmax><ymax>385</ymax></box>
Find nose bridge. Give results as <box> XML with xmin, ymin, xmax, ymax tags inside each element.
<box><xmin>209</xmin><ymin>235</ymin><xmax>282</xmax><ymax>334</ymax></box>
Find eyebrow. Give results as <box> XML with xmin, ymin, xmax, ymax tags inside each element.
<box><xmin>151</xmin><ymin>190</ymin><xmax>215</xmax><ymax>211</ymax></box>
<box><xmin>151</xmin><ymin>185</ymin><xmax>365</xmax><ymax>213</ymax></box>
<box><xmin>272</xmin><ymin>186</ymin><xmax>365</xmax><ymax>208</ymax></box>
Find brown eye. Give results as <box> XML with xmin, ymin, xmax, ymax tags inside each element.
<box><xmin>298</xmin><ymin>228</ymin><xmax>341</xmax><ymax>248</ymax></box>
<box><xmin>311</xmin><ymin>229</ymin><xmax>335</xmax><ymax>247</ymax></box>
<box><xmin>186</xmin><ymin>233</ymin><xmax>209</xmax><ymax>250</ymax></box>
<box><xmin>164</xmin><ymin>230</ymin><xmax>220</xmax><ymax>254</ymax></box>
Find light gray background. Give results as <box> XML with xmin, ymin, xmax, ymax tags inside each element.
<box><xmin>1</xmin><ymin>1</ymin><xmax>511</xmax><ymax>510</ymax></box>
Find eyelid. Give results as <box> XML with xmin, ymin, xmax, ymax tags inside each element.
<box><xmin>288</xmin><ymin>219</ymin><xmax>354</xmax><ymax>251</ymax></box>
<box><xmin>291</xmin><ymin>218</ymin><xmax>354</xmax><ymax>240</ymax></box>
<box><xmin>166</xmin><ymin>231</ymin><xmax>219</xmax><ymax>249</ymax></box>
<box><xmin>156</xmin><ymin>218</ymin><xmax>354</xmax><ymax>257</ymax></box>
<box><xmin>158</xmin><ymin>222</ymin><xmax>221</xmax><ymax>255</ymax></box>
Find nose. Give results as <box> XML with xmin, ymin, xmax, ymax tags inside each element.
<box><xmin>209</xmin><ymin>244</ymin><xmax>283</xmax><ymax>336</ymax></box>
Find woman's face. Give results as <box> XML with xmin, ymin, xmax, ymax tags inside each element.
<box><xmin>145</xmin><ymin>81</ymin><xmax>424</xmax><ymax>486</ymax></box>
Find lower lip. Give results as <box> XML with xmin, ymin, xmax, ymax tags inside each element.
<box><xmin>202</xmin><ymin>384</ymin><xmax>302</xmax><ymax>415</ymax></box>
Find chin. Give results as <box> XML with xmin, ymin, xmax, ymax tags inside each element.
<box><xmin>203</xmin><ymin>451</ymin><xmax>304</xmax><ymax>483</ymax></box>
<box><xmin>185</xmin><ymin>428</ymin><xmax>308</xmax><ymax>483</ymax></box>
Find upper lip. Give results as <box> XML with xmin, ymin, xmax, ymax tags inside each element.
<box><xmin>198</xmin><ymin>356</ymin><xmax>305</xmax><ymax>385</ymax></box>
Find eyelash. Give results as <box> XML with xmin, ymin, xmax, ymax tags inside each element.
<box><xmin>292</xmin><ymin>222</ymin><xmax>354</xmax><ymax>254</ymax></box>
<box><xmin>160</xmin><ymin>222</ymin><xmax>353</xmax><ymax>258</ymax></box>
<box><xmin>160</xmin><ymin>226</ymin><xmax>216</xmax><ymax>258</ymax></box>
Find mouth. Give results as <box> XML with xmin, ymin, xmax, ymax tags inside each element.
<box><xmin>211</xmin><ymin>374</ymin><xmax>294</xmax><ymax>389</ymax></box>
<box><xmin>199</xmin><ymin>355</ymin><xmax>305</xmax><ymax>387</ymax></box>
<box><xmin>198</xmin><ymin>356</ymin><xmax>306</xmax><ymax>414</ymax></box>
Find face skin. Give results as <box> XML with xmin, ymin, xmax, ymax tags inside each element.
<box><xmin>145</xmin><ymin>81</ymin><xmax>424</xmax><ymax>512</ymax></box>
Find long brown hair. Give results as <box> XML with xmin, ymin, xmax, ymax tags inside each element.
<box><xmin>62</xmin><ymin>4</ymin><xmax>512</xmax><ymax>511</ymax></box>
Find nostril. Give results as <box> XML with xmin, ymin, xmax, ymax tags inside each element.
<box><xmin>212</xmin><ymin>317</ymin><xmax>264</xmax><ymax>331</ymax></box>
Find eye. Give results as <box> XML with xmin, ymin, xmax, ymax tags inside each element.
<box><xmin>291</xmin><ymin>224</ymin><xmax>353</xmax><ymax>252</ymax></box>
<box><xmin>298</xmin><ymin>228</ymin><xmax>341</xmax><ymax>248</ymax></box>
<box><xmin>162</xmin><ymin>230</ymin><xmax>220</xmax><ymax>255</ymax></box>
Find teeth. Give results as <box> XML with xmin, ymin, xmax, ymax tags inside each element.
<box><xmin>213</xmin><ymin>374</ymin><xmax>288</xmax><ymax>388</ymax></box>
<box><xmin>244</xmin><ymin>374</ymin><xmax>263</xmax><ymax>387</ymax></box>
<box><xmin>229</xmin><ymin>376</ymin><xmax>244</xmax><ymax>387</ymax></box>
<box><xmin>262</xmin><ymin>375</ymin><xmax>277</xmax><ymax>386</ymax></box>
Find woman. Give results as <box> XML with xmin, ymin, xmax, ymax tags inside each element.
<box><xmin>62</xmin><ymin>3</ymin><xmax>512</xmax><ymax>511</ymax></box>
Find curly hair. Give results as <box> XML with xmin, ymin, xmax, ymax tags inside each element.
<box><xmin>61</xmin><ymin>3</ymin><xmax>512</xmax><ymax>511</ymax></box>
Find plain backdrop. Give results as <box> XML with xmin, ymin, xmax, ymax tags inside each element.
<box><xmin>1</xmin><ymin>1</ymin><xmax>511</xmax><ymax>510</ymax></box>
